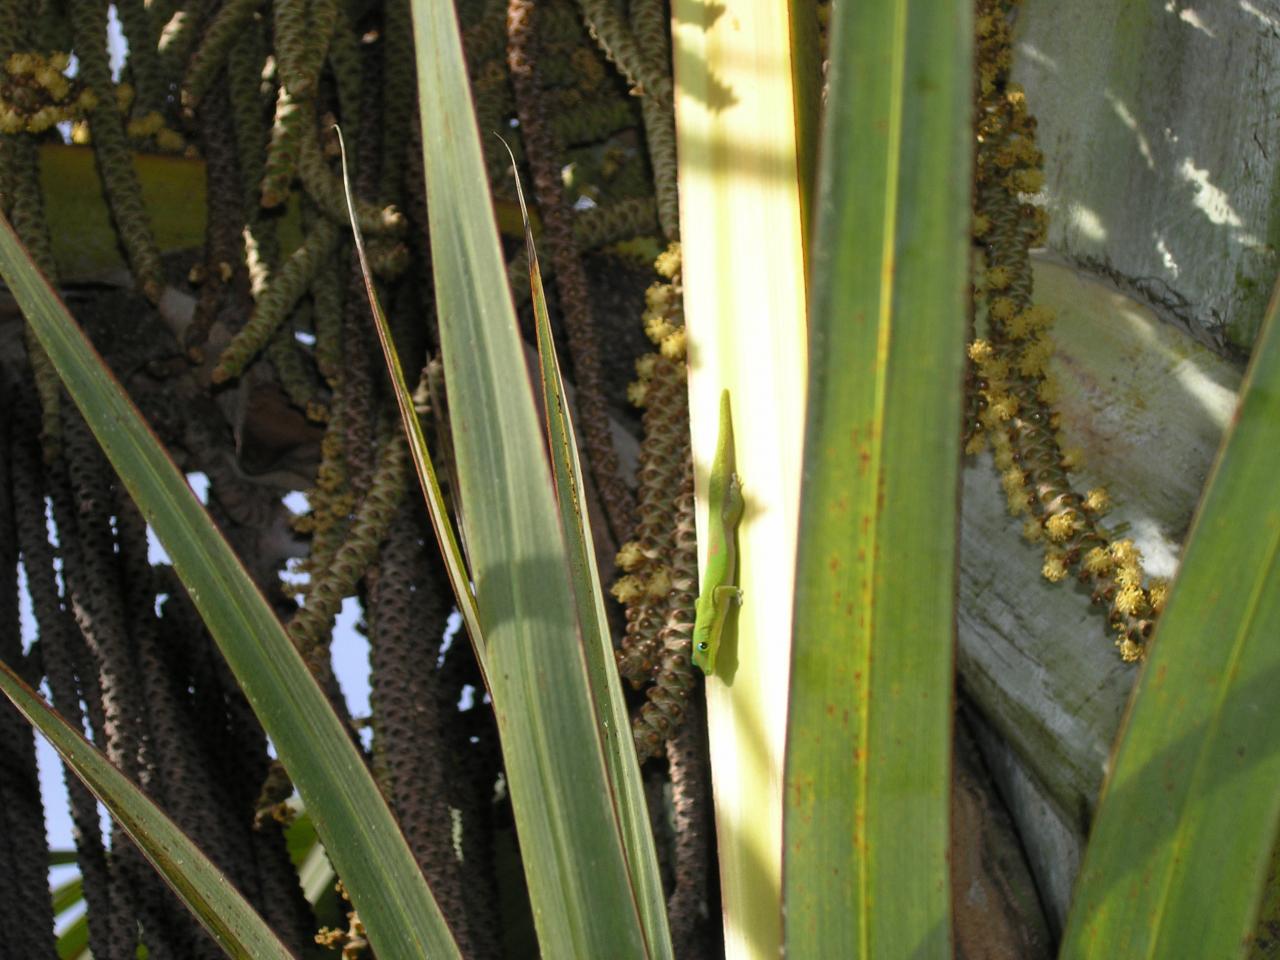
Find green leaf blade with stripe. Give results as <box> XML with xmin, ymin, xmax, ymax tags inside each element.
<box><xmin>783</xmin><ymin>0</ymin><xmax>973</xmax><ymax>955</ymax></box>
<box><xmin>408</xmin><ymin>1</ymin><xmax>672</xmax><ymax>955</ymax></box>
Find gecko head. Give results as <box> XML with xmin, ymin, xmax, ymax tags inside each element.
<box><xmin>692</xmin><ymin>635</ymin><xmax>716</xmax><ymax>675</ymax></box>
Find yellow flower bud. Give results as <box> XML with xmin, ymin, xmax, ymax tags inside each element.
<box><xmin>611</xmin><ymin>575</ymin><xmax>644</xmax><ymax>604</ymax></box>
<box><xmin>1017</xmin><ymin>336</ymin><xmax>1054</xmax><ymax>377</ymax></box>
<box><xmin>990</xmin><ymin>297</ymin><xmax>1017</xmax><ymax>322</ymax></box>
<box><xmin>1023</xmin><ymin>304</ymin><xmax>1056</xmax><ymax>331</ymax></box>
<box><xmin>643</xmin><ymin>311</ymin><xmax>673</xmax><ymax>344</ymax></box>
<box><xmin>968</xmin><ymin>339</ymin><xmax>994</xmax><ymax>363</ymax></box>
<box><xmin>660</xmin><ymin>328</ymin><xmax>687</xmax><ymax>360</ymax></box>
<box><xmin>1084</xmin><ymin>487</ymin><xmax>1111</xmax><ymax>514</ymax></box>
<box><xmin>986</xmin><ymin>266</ymin><xmax>1012</xmax><ymax>289</ymax></box>
<box><xmin>1045</xmin><ymin>511</ymin><xmax>1077</xmax><ymax>542</ymax></box>
<box><xmin>992</xmin><ymin>396</ymin><xmax>1019</xmax><ymax>421</ymax></box>
<box><xmin>27</xmin><ymin>107</ymin><xmax>59</xmax><ymax>133</ymax></box>
<box><xmin>979</xmin><ymin>406</ymin><xmax>1003</xmax><ymax>432</ymax></box>
<box><xmin>1001</xmin><ymin>466</ymin><xmax>1025</xmax><ymax>499</ymax></box>
<box><xmin>36</xmin><ymin>67</ymin><xmax>70</xmax><ymax>100</ymax></box>
<box><xmin>1042</xmin><ymin>553</ymin><xmax>1068</xmax><ymax>582</ymax></box>
<box><xmin>654</xmin><ymin>242</ymin><xmax>681</xmax><ymax>279</ymax></box>
<box><xmin>1110</xmin><ymin>538</ymin><xmax>1140</xmax><ymax>565</ymax></box>
<box><xmin>1115</xmin><ymin>563</ymin><xmax>1142</xmax><ymax>588</ymax></box>
<box><xmin>616</xmin><ymin>541</ymin><xmax>645</xmax><ymax>572</ymax></box>
<box><xmin>1113</xmin><ymin>584</ymin><xmax>1147</xmax><ymax>617</ymax></box>
<box><xmin>1006</xmin><ymin>310</ymin><xmax>1035</xmax><ymax>340</ymax></box>
<box><xmin>1012</xmin><ymin>168</ymin><xmax>1044</xmax><ymax>194</ymax></box>
<box><xmin>1082</xmin><ymin>546</ymin><xmax>1111</xmax><ymax>575</ymax></box>
<box><xmin>5</xmin><ymin>52</ymin><xmax>36</xmax><ymax>76</ymax></box>
<box><xmin>645</xmin><ymin>282</ymin><xmax>672</xmax><ymax>311</ymax></box>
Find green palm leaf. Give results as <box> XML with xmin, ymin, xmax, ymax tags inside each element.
<box><xmin>783</xmin><ymin>0</ymin><xmax>972</xmax><ymax>954</ymax></box>
<box><xmin>0</xmin><ymin>213</ymin><xmax>461</xmax><ymax>960</ymax></box>
<box><xmin>0</xmin><ymin>662</ymin><xmax>296</xmax><ymax>960</ymax></box>
<box><xmin>1059</xmin><ymin>279</ymin><xmax>1280</xmax><ymax>958</ymax></box>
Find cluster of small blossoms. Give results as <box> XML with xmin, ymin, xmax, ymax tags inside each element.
<box><xmin>610</xmin><ymin>243</ymin><xmax>704</xmax><ymax>758</ymax></box>
<box><xmin>315</xmin><ymin>883</ymin><xmax>368</xmax><ymax>957</ymax></box>
<box><xmin>624</xmin><ymin>242</ymin><xmax>685</xmax><ymax>417</ymax></box>
<box><xmin>627</xmin><ymin>239</ymin><xmax>686</xmax><ymax>409</ymax></box>
<box><xmin>1</xmin><ymin>53</ymin><xmax>185</xmax><ymax>151</ymax></box>
<box><xmin>0</xmin><ymin>52</ymin><xmax>96</xmax><ymax>134</ymax></box>
<box><xmin>966</xmin><ymin>0</ymin><xmax>1166</xmax><ymax>660</ymax></box>
<box><xmin>616</xmin><ymin>241</ymin><xmax>686</xmax><ymax>608</ymax></box>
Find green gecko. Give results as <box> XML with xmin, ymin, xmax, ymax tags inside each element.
<box><xmin>691</xmin><ymin>389</ymin><xmax>745</xmax><ymax>676</ymax></box>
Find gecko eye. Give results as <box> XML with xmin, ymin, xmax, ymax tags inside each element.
<box><xmin>697</xmin><ymin>642</ymin><xmax>708</xmax><ymax>651</ymax></box>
